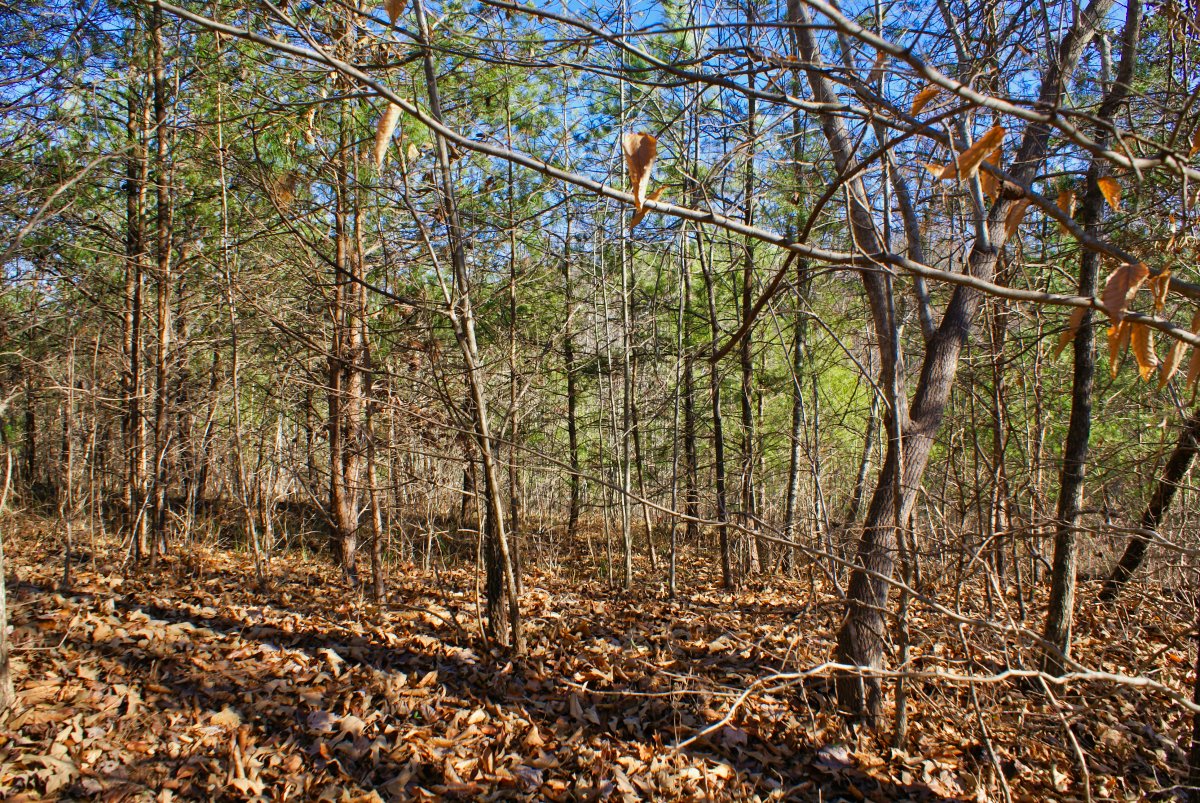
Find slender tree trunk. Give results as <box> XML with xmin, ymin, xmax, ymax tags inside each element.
<box><xmin>563</xmin><ymin>251</ymin><xmax>581</xmax><ymax>538</ymax></box>
<box><xmin>0</xmin><ymin>452</ymin><xmax>14</xmax><ymax>717</ymax></box>
<box><xmin>414</xmin><ymin>0</ymin><xmax>521</xmax><ymax>650</ymax></box>
<box><xmin>124</xmin><ymin>57</ymin><xmax>148</xmax><ymax>560</ymax></box>
<box><xmin>504</xmin><ymin>88</ymin><xmax>522</xmax><ymax>580</ymax></box>
<box><xmin>699</xmin><ymin>248</ymin><xmax>733</xmax><ymax>589</ymax></box>
<box><xmin>1101</xmin><ymin>410</ymin><xmax>1200</xmax><ymax>602</ymax></box>
<box><xmin>1188</xmin><ymin>598</ymin><xmax>1200</xmax><ymax>802</ymax></box>
<box><xmin>790</xmin><ymin>0</ymin><xmax>1113</xmax><ymax>720</ymax></box>
<box><xmin>740</xmin><ymin>8</ymin><xmax>761</xmax><ymax>574</ymax></box>
<box><xmin>1043</xmin><ymin>0</ymin><xmax>1140</xmax><ymax>674</ymax></box>
<box><xmin>681</xmin><ymin>121</ymin><xmax>699</xmax><ymax>545</ymax></box>
<box><xmin>150</xmin><ymin>0</ymin><xmax>173</xmax><ymax>561</ymax></box>
<box><xmin>845</xmin><ymin>391</ymin><xmax>879</xmax><ymax>527</ymax></box>
<box><xmin>366</xmin><ymin>383</ymin><xmax>385</xmax><ymax>603</ymax></box>
<box><xmin>783</xmin><ymin>309</ymin><xmax>807</xmax><ymax>570</ymax></box>
<box><xmin>328</xmin><ymin>104</ymin><xmax>364</xmax><ymax>580</ymax></box>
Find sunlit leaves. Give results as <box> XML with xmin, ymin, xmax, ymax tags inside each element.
<box><xmin>924</xmin><ymin>126</ymin><xmax>1005</xmax><ymax>182</ymax></box>
<box><xmin>1097</xmin><ymin>176</ymin><xmax>1122</xmax><ymax>212</ymax></box>
<box><xmin>1130</xmin><ymin>323</ymin><xmax>1157</xmax><ymax>381</ymax></box>
<box><xmin>1101</xmin><ymin>262</ymin><xmax>1149</xmax><ymax>324</ymax></box>
<box><xmin>1054</xmin><ymin>307</ymin><xmax>1087</xmax><ymax>359</ymax></box>
<box><xmin>622</xmin><ymin>131</ymin><xmax>657</xmax><ymax>225</ymax></box>
<box><xmin>374</xmin><ymin>103</ymin><xmax>402</xmax><ymax>169</ymax></box>
<box><xmin>384</xmin><ymin>0</ymin><xmax>407</xmax><ymax>24</ymax></box>
<box><xmin>910</xmin><ymin>85</ymin><xmax>940</xmax><ymax>116</ymax></box>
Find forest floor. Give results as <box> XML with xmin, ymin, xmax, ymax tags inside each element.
<box><xmin>1</xmin><ymin>514</ymin><xmax>1196</xmax><ymax>802</ymax></box>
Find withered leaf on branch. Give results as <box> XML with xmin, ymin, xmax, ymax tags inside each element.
<box><xmin>1159</xmin><ymin>337</ymin><xmax>1189</xmax><ymax>390</ymax></box>
<box><xmin>1183</xmin><ymin>308</ymin><xmax>1200</xmax><ymax>389</ymax></box>
<box><xmin>925</xmin><ymin>125</ymin><xmax>1005</xmax><ymax>182</ymax></box>
<box><xmin>1101</xmin><ymin>261</ymin><xmax>1149</xmax><ymax>324</ymax></box>
<box><xmin>1097</xmin><ymin>176</ymin><xmax>1122</xmax><ymax>212</ymax></box>
<box><xmin>629</xmin><ymin>186</ymin><xmax>665</xmax><ymax>232</ymax></box>
<box><xmin>1149</xmin><ymin>269</ymin><xmax>1171</xmax><ymax>312</ymax></box>
<box><xmin>1054</xmin><ymin>307</ymin><xmax>1087</xmax><ymax>359</ymax></box>
<box><xmin>1003</xmin><ymin>199</ymin><xmax>1030</xmax><ymax>242</ymax></box>
<box><xmin>374</xmin><ymin>103</ymin><xmax>402</xmax><ymax>169</ymax></box>
<box><xmin>1056</xmin><ymin>188</ymin><xmax>1076</xmax><ymax>233</ymax></box>
<box><xmin>980</xmin><ymin>150</ymin><xmax>1001</xmax><ymax>201</ymax></box>
<box><xmin>384</xmin><ymin>0</ymin><xmax>406</xmax><ymax>23</ymax></box>
<box><xmin>1130</xmin><ymin>323</ymin><xmax>1158</xmax><ymax>381</ymax></box>
<box><xmin>1108</xmin><ymin>321</ymin><xmax>1131</xmax><ymax>378</ymax></box>
<box><xmin>910</xmin><ymin>84</ymin><xmax>941</xmax><ymax>116</ymax></box>
<box><xmin>622</xmin><ymin>131</ymin><xmax>657</xmax><ymax>211</ymax></box>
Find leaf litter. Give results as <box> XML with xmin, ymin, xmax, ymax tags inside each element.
<box><xmin>1</xmin><ymin>517</ymin><xmax>1198</xmax><ymax>801</ymax></box>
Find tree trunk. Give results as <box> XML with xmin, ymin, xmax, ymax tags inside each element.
<box><xmin>699</xmin><ymin>247</ymin><xmax>733</xmax><ymax>589</ymax></box>
<box><xmin>414</xmin><ymin>0</ymin><xmax>521</xmax><ymax>650</ymax></box>
<box><xmin>1101</xmin><ymin>409</ymin><xmax>1200</xmax><ymax>602</ymax></box>
<box><xmin>790</xmin><ymin>0</ymin><xmax>1112</xmax><ymax>722</ymax></box>
<box><xmin>740</xmin><ymin>11</ymin><xmax>761</xmax><ymax>573</ymax></box>
<box><xmin>124</xmin><ymin>60</ymin><xmax>148</xmax><ymax>559</ymax></box>
<box><xmin>783</xmin><ymin>286</ymin><xmax>808</xmax><ymax>570</ymax></box>
<box><xmin>150</xmin><ymin>0</ymin><xmax>173</xmax><ymax>561</ymax></box>
<box><xmin>1043</xmin><ymin>0</ymin><xmax>1140</xmax><ymax>673</ymax></box>
<box><xmin>328</xmin><ymin>105</ymin><xmax>364</xmax><ymax>580</ymax></box>
<box><xmin>564</xmin><ymin>268</ymin><xmax>581</xmax><ymax>538</ymax></box>
<box><xmin>0</xmin><ymin>452</ymin><xmax>13</xmax><ymax>717</ymax></box>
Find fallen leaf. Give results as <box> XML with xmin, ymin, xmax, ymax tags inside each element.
<box><xmin>211</xmin><ymin>707</ymin><xmax>242</xmax><ymax>729</ymax></box>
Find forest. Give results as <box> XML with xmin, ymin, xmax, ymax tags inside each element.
<box><xmin>3</xmin><ymin>0</ymin><xmax>1200</xmax><ymax>798</ymax></box>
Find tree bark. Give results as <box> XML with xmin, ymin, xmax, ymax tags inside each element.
<box><xmin>124</xmin><ymin>48</ymin><xmax>148</xmax><ymax>560</ymax></box>
<box><xmin>790</xmin><ymin>0</ymin><xmax>1113</xmax><ymax>721</ymax></box>
<box><xmin>0</xmin><ymin>452</ymin><xmax>13</xmax><ymax>717</ymax></box>
<box><xmin>1043</xmin><ymin>0</ymin><xmax>1140</xmax><ymax>673</ymax></box>
<box><xmin>1101</xmin><ymin>409</ymin><xmax>1200</xmax><ymax>602</ymax></box>
<box><xmin>414</xmin><ymin>0</ymin><xmax>522</xmax><ymax>650</ymax></box>
<box><xmin>150</xmin><ymin>0</ymin><xmax>173</xmax><ymax>561</ymax></box>
<box><xmin>699</xmin><ymin>246</ymin><xmax>733</xmax><ymax>589</ymax></box>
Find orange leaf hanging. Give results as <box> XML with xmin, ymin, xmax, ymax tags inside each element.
<box><xmin>1101</xmin><ymin>262</ymin><xmax>1150</xmax><ymax>324</ymax></box>
<box><xmin>927</xmin><ymin>126</ymin><xmax>1005</xmax><ymax>182</ymax></box>
<box><xmin>1130</xmin><ymin>323</ymin><xmax>1158</xmax><ymax>381</ymax></box>
<box><xmin>1054</xmin><ymin>307</ymin><xmax>1087</xmax><ymax>359</ymax></box>
<box><xmin>1096</xmin><ymin>176</ymin><xmax>1122</xmax><ymax>212</ymax></box>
